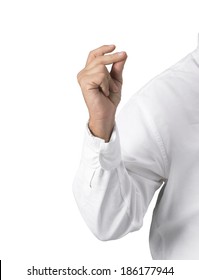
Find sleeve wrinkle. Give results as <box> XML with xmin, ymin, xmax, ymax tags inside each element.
<box><xmin>116</xmin><ymin>167</ymin><xmax>133</xmax><ymax>222</ymax></box>
<box><xmin>137</xmin><ymin>99</ymin><xmax>169</xmax><ymax>179</ymax></box>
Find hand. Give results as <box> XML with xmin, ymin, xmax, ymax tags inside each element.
<box><xmin>77</xmin><ymin>45</ymin><xmax>127</xmax><ymax>142</ymax></box>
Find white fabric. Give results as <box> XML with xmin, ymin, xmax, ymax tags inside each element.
<box><xmin>73</xmin><ymin>35</ymin><xmax>199</xmax><ymax>260</ymax></box>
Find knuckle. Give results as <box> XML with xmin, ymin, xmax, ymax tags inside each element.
<box><xmin>77</xmin><ymin>69</ymin><xmax>87</xmax><ymax>84</ymax></box>
<box><xmin>77</xmin><ymin>71</ymin><xmax>86</xmax><ymax>86</ymax></box>
<box><xmin>88</xmin><ymin>50</ymin><xmax>93</xmax><ymax>57</ymax></box>
<box><xmin>76</xmin><ymin>70</ymin><xmax>81</xmax><ymax>80</ymax></box>
<box><xmin>88</xmin><ymin>49</ymin><xmax>96</xmax><ymax>57</ymax></box>
<box><xmin>77</xmin><ymin>71</ymin><xmax>82</xmax><ymax>84</ymax></box>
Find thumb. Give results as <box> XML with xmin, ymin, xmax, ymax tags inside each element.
<box><xmin>110</xmin><ymin>52</ymin><xmax>127</xmax><ymax>83</ymax></box>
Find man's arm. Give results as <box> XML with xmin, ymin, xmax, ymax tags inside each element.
<box><xmin>73</xmin><ymin>46</ymin><xmax>166</xmax><ymax>241</ymax></box>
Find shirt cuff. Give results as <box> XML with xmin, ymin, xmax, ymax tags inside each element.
<box><xmin>81</xmin><ymin>124</ymin><xmax>122</xmax><ymax>170</ymax></box>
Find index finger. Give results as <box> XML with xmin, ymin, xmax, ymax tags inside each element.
<box><xmin>86</xmin><ymin>45</ymin><xmax>116</xmax><ymax>66</ymax></box>
<box><xmin>86</xmin><ymin>51</ymin><xmax>127</xmax><ymax>69</ymax></box>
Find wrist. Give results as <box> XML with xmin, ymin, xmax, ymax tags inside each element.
<box><xmin>88</xmin><ymin>118</ymin><xmax>115</xmax><ymax>143</ymax></box>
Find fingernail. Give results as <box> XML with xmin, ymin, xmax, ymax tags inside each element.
<box><xmin>118</xmin><ymin>51</ymin><xmax>125</xmax><ymax>56</ymax></box>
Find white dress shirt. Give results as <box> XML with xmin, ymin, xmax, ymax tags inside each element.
<box><xmin>73</xmin><ymin>36</ymin><xmax>199</xmax><ymax>260</ymax></box>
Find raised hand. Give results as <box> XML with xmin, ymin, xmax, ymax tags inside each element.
<box><xmin>77</xmin><ymin>45</ymin><xmax>127</xmax><ymax>142</ymax></box>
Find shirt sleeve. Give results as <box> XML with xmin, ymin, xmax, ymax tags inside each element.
<box><xmin>72</xmin><ymin>95</ymin><xmax>168</xmax><ymax>241</ymax></box>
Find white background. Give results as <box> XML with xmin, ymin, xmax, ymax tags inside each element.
<box><xmin>0</xmin><ymin>0</ymin><xmax>199</xmax><ymax>279</ymax></box>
